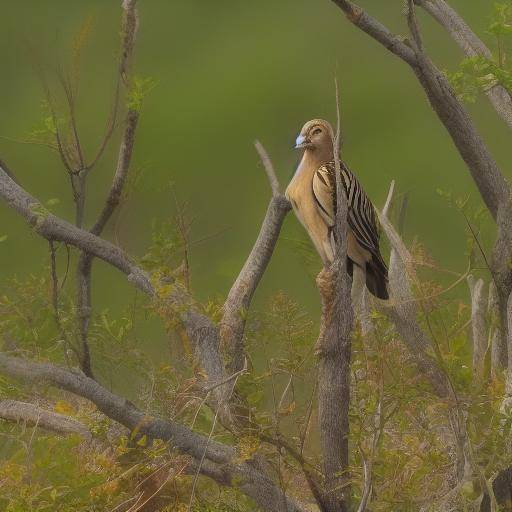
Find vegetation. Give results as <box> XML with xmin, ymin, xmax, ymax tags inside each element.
<box><xmin>2</xmin><ymin>1</ymin><xmax>512</xmax><ymax>512</ymax></box>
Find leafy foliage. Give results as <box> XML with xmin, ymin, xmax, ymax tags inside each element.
<box><xmin>448</xmin><ymin>2</ymin><xmax>512</xmax><ymax>102</ymax></box>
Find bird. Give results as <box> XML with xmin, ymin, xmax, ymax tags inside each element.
<box><xmin>285</xmin><ymin>119</ymin><xmax>388</xmax><ymax>300</ymax></box>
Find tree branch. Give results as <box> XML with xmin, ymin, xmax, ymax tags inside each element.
<box><xmin>488</xmin><ymin>281</ymin><xmax>507</xmax><ymax>376</ymax></box>
<box><xmin>0</xmin><ymin>353</ymin><xmax>307</xmax><ymax>512</ymax></box>
<box><xmin>415</xmin><ymin>0</ymin><xmax>512</xmax><ymax>129</ymax></box>
<box><xmin>0</xmin><ymin>164</ymin><xmax>153</xmax><ymax>294</ymax></box>
<box><xmin>0</xmin><ymin>165</ymin><xmax>232</xmax><ymax>414</ymax></box>
<box><xmin>377</xmin><ymin>182</ymin><xmax>451</xmax><ymax>398</ymax></box>
<box><xmin>76</xmin><ymin>0</ymin><xmax>141</xmax><ymax>379</ymax></box>
<box><xmin>76</xmin><ymin>108</ymin><xmax>140</xmax><ymax>377</ymax></box>
<box><xmin>330</xmin><ymin>0</ymin><xmax>509</xmax><ymax>222</ymax></box>
<box><xmin>330</xmin><ymin>0</ymin><xmax>417</xmax><ymax>66</ymax></box>
<box><xmin>220</xmin><ymin>143</ymin><xmax>291</xmax><ymax>373</ymax></box>
<box><xmin>0</xmin><ymin>399</ymin><xmax>91</xmax><ymax>439</ymax></box>
<box><xmin>314</xmin><ymin>83</ymin><xmax>354</xmax><ymax>512</ymax></box>
<box><xmin>467</xmin><ymin>275</ymin><xmax>488</xmax><ymax>381</ymax></box>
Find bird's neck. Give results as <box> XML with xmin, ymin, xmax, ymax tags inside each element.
<box><xmin>296</xmin><ymin>147</ymin><xmax>335</xmax><ymax>175</ymax></box>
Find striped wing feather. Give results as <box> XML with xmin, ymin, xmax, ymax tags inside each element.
<box><xmin>312</xmin><ymin>161</ymin><xmax>385</xmax><ymax>269</ymax></box>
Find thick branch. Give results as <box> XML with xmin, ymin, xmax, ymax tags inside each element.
<box><xmin>314</xmin><ymin>102</ymin><xmax>354</xmax><ymax>512</ymax></box>
<box><xmin>0</xmin><ymin>399</ymin><xmax>91</xmax><ymax>439</ymax></box>
<box><xmin>220</xmin><ymin>142</ymin><xmax>290</xmax><ymax>373</ymax></box>
<box><xmin>0</xmin><ymin>166</ymin><xmax>230</xmax><ymax>411</ymax></box>
<box><xmin>330</xmin><ymin>0</ymin><xmax>509</xmax><ymax>221</ymax></box>
<box><xmin>220</xmin><ymin>194</ymin><xmax>290</xmax><ymax>372</ymax></box>
<box><xmin>0</xmin><ymin>164</ymin><xmax>153</xmax><ymax>294</ymax></box>
<box><xmin>0</xmin><ymin>353</ymin><xmax>306</xmax><ymax>512</ymax></box>
<box><xmin>415</xmin><ymin>0</ymin><xmax>512</xmax><ymax>129</ymax></box>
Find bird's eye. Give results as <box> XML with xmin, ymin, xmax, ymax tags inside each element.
<box><xmin>311</xmin><ymin>128</ymin><xmax>322</xmax><ymax>136</ymax></box>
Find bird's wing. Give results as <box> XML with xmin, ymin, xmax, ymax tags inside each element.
<box><xmin>312</xmin><ymin>160</ymin><xmax>384</xmax><ymax>264</ymax></box>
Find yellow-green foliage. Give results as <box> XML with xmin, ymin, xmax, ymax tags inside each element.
<box><xmin>449</xmin><ymin>2</ymin><xmax>512</xmax><ymax>102</ymax></box>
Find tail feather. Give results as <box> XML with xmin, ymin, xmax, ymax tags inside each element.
<box><xmin>365</xmin><ymin>255</ymin><xmax>389</xmax><ymax>300</ymax></box>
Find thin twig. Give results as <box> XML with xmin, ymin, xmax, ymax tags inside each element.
<box><xmin>254</xmin><ymin>139</ymin><xmax>280</xmax><ymax>196</ymax></box>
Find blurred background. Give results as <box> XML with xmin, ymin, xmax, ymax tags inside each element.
<box><xmin>0</xmin><ymin>1</ymin><xmax>508</xmax><ymax>357</ymax></box>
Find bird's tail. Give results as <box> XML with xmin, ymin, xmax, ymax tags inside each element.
<box><xmin>365</xmin><ymin>254</ymin><xmax>389</xmax><ymax>300</ymax></box>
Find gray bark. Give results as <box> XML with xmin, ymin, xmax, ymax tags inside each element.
<box><xmin>415</xmin><ymin>0</ymin><xmax>512</xmax><ymax>129</ymax></box>
<box><xmin>0</xmin><ymin>399</ymin><xmax>91</xmax><ymax>439</ymax></box>
<box><xmin>0</xmin><ymin>353</ymin><xmax>307</xmax><ymax>512</ymax></box>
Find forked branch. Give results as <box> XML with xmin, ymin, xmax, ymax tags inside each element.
<box><xmin>75</xmin><ymin>0</ymin><xmax>141</xmax><ymax>378</ymax></box>
<box><xmin>220</xmin><ymin>142</ymin><xmax>290</xmax><ymax>373</ymax></box>
<box><xmin>415</xmin><ymin>0</ymin><xmax>512</xmax><ymax>129</ymax></box>
<box><xmin>330</xmin><ymin>0</ymin><xmax>509</xmax><ymax>221</ymax></box>
<box><xmin>0</xmin><ymin>353</ymin><xmax>307</xmax><ymax>512</ymax></box>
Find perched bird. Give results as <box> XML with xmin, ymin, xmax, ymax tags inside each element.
<box><xmin>285</xmin><ymin>119</ymin><xmax>388</xmax><ymax>299</ymax></box>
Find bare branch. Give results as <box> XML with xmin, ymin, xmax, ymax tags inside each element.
<box><xmin>330</xmin><ymin>0</ymin><xmax>509</xmax><ymax>222</ymax></box>
<box><xmin>330</xmin><ymin>0</ymin><xmax>417</xmax><ymax>66</ymax></box>
<box><xmin>415</xmin><ymin>0</ymin><xmax>512</xmax><ymax>129</ymax></box>
<box><xmin>488</xmin><ymin>281</ymin><xmax>507</xmax><ymax>375</ymax></box>
<box><xmin>76</xmin><ymin>108</ymin><xmax>140</xmax><ymax>376</ymax></box>
<box><xmin>254</xmin><ymin>140</ymin><xmax>280</xmax><ymax>196</ymax></box>
<box><xmin>0</xmin><ymin>352</ymin><xmax>308</xmax><ymax>512</ymax></box>
<box><xmin>75</xmin><ymin>0</ymin><xmax>141</xmax><ymax>379</ymax></box>
<box><xmin>92</xmin><ymin>109</ymin><xmax>139</xmax><ymax>236</ymax></box>
<box><xmin>0</xmin><ymin>165</ymin><xmax>231</xmax><ymax>412</ymax></box>
<box><xmin>0</xmin><ymin>399</ymin><xmax>91</xmax><ymax>439</ymax></box>
<box><xmin>220</xmin><ymin>144</ymin><xmax>290</xmax><ymax>373</ymax></box>
<box><xmin>314</xmin><ymin>79</ymin><xmax>354</xmax><ymax>512</ymax></box>
<box><xmin>406</xmin><ymin>0</ymin><xmax>423</xmax><ymax>52</ymax></box>
<box><xmin>377</xmin><ymin>182</ymin><xmax>451</xmax><ymax>398</ymax></box>
<box><xmin>0</xmin><ymin>164</ymin><xmax>153</xmax><ymax>294</ymax></box>
<box><xmin>381</xmin><ymin>179</ymin><xmax>395</xmax><ymax>218</ymax></box>
<box><xmin>87</xmin><ymin>0</ymin><xmax>138</xmax><ymax>168</ymax></box>
<box><xmin>467</xmin><ymin>275</ymin><xmax>488</xmax><ymax>381</ymax></box>
<box><xmin>120</xmin><ymin>0</ymin><xmax>139</xmax><ymax>85</ymax></box>
<box><xmin>506</xmin><ymin>293</ymin><xmax>512</xmax><ymax>397</ymax></box>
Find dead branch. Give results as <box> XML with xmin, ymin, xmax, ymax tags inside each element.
<box><xmin>488</xmin><ymin>281</ymin><xmax>507</xmax><ymax>376</ymax></box>
<box><xmin>0</xmin><ymin>399</ymin><xmax>91</xmax><ymax>439</ymax></box>
<box><xmin>467</xmin><ymin>275</ymin><xmax>488</xmax><ymax>381</ymax></box>
<box><xmin>377</xmin><ymin>182</ymin><xmax>451</xmax><ymax>398</ymax></box>
<box><xmin>0</xmin><ymin>352</ymin><xmax>308</xmax><ymax>512</ymax></box>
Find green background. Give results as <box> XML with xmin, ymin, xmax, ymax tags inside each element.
<box><xmin>0</xmin><ymin>1</ymin><xmax>508</xmax><ymax>349</ymax></box>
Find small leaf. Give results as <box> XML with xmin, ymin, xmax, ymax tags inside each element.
<box><xmin>136</xmin><ymin>434</ymin><xmax>147</xmax><ymax>447</ymax></box>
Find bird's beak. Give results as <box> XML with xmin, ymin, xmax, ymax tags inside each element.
<box><xmin>295</xmin><ymin>134</ymin><xmax>311</xmax><ymax>149</ymax></box>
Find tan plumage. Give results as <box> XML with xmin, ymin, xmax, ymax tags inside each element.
<box><xmin>285</xmin><ymin>119</ymin><xmax>388</xmax><ymax>299</ymax></box>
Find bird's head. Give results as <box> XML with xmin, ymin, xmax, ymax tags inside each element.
<box><xmin>294</xmin><ymin>119</ymin><xmax>334</xmax><ymax>155</ymax></box>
